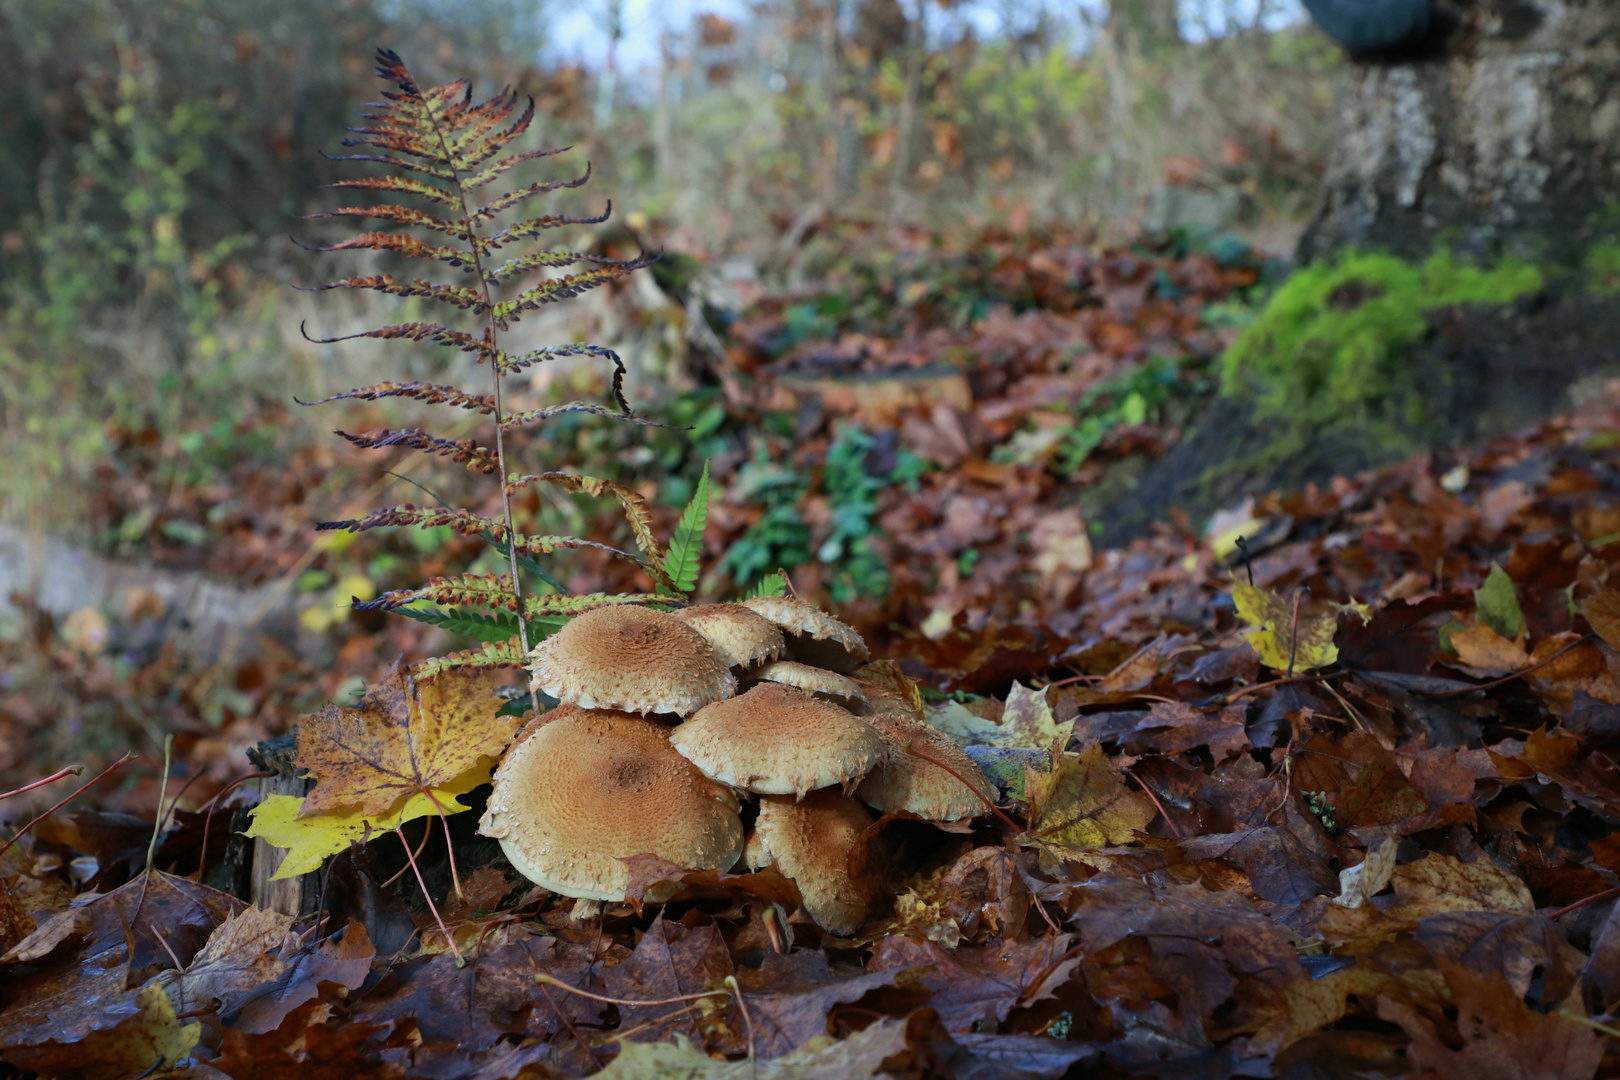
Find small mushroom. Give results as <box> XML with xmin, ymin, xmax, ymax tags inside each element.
<box><xmin>527</xmin><ymin>604</ymin><xmax>736</xmax><ymax>716</ymax></box>
<box><xmin>670</xmin><ymin>683</ymin><xmax>886</xmax><ymax>798</ymax></box>
<box><xmin>675</xmin><ymin>603</ymin><xmax>786</xmax><ymax>668</ymax></box>
<box><xmin>747</xmin><ymin>790</ymin><xmax>875</xmax><ymax>935</ymax></box>
<box><xmin>854</xmin><ymin>712</ymin><xmax>997</xmax><ymax>822</ymax></box>
<box><xmin>479</xmin><ymin>708</ymin><xmax>744</xmax><ymax>901</ymax></box>
<box><xmin>741</xmin><ymin>596</ymin><xmax>870</xmax><ymax>674</ymax></box>
<box><xmin>749</xmin><ymin>660</ymin><xmax>867</xmax><ymax>709</ymax></box>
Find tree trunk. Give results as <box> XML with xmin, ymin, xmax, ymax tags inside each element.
<box><xmin>1299</xmin><ymin>0</ymin><xmax>1620</xmax><ymax>265</ymax></box>
<box><xmin>1108</xmin><ymin>0</ymin><xmax>1183</xmax><ymax>56</ymax></box>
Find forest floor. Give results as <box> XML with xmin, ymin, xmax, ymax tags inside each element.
<box><xmin>5</xmin><ymin>221</ymin><xmax>1620</xmax><ymax>1078</ymax></box>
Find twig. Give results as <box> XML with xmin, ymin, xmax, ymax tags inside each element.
<box><xmin>902</xmin><ymin>741</ymin><xmax>1022</xmax><ymax>831</ymax></box>
<box><xmin>151</xmin><ymin>920</ymin><xmax>185</xmax><ymax>973</ymax></box>
<box><xmin>196</xmin><ymin>771</ymin><xmax>274</xmax><ymax>882</ymax></box>
<box><xmin>1233</xmin><ymin>536</ymin><xmax>1255</xmax><ymax>586</ymax></box>
<box><xmin>0</xmin><ymin>766</ymin><xmax>83</xmax><ymax>802</ymax></box>
<box><xmin>1122</xmin><ymin>765</ymin><xmax>1183</xmax><ymax>840</ymax></box>
<box><xmin>1428</xmin><ymin>633</ymin><xmax>1597</xmax><ymax>698</ymax></box>
<box><xmin>420</xmin><ymin>787</ymin><xmax>463</xmax><ymax>901</ymax></box>
<box><xmin>1558</xmin><ymin>1009</ymin><xmax>1620</xmax><ymax>1039</ymax></box>
<box><xmin>399</xmin><ymin>827</ymin><xmax>462</xmax><ymax>965</ymax></box>
<box><xmin>1220</xmin><ymin>673</ymin><xmax>1325</xmax><ymax>705</ymax></box>
<box><xmin>1548</xmin><ymin>885</ymin><xmax>1620</xmax><ymax>921</ymax></box>
<box><xmin>0</xmin><ymin>751</ymin><xmax>136</xmax><ymax>861</ymax></box>
<box><xmin>725</xmin><ymin>975</ymin><xmax>757</xmax><ymax>1080</ymax></box>
<box><xmin>132</xmin><ymin>735</ymin><xmax>176</xmax><ymax>928</ymax></box>
<box><xmin>533</xmin><ymin>971</ymin><xmax>731</xmax><ymax>1008</ymax></box>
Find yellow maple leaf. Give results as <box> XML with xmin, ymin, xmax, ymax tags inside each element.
<box><xmin>1232</xmin><ymin>582</ymin><xmax>1363</xmax><ymax>673</ymax></box>
<box><xmin>1021</xmin><ymin>744</ymin><xmax>1153</xmax><ymax>866</ymax></box>
<box><xmin>245</xmin><ymin>789</ymin><xmax>473</xmax><ymax>879</ymax></box>
<box><xmin>294</xmin><ymin>659</ymin><xmax>517</xmax><ymax>818</ymax></box>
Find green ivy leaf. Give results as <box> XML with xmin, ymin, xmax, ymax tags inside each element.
<box><xmin>659</xmin><ymin>460</ymin><xmax>710</xmax><ymax>596</ymax></box>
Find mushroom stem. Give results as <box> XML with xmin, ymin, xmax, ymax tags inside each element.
<box><xmin>398</xmin><ymin>826</ymin><xmax>463</xmax><ymax>966</ymax></box>
<box><xmin>902</xmin><ymin>741</ymin><xmax>1022</xmax><ymax>832</ymax></box>
<box><xmin>421</xmin><ymin>787</ymin><xmax>464</xmax><ymax>901</ymax></box>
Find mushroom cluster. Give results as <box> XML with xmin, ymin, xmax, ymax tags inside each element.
<box><xmin>478</xmin><ymin>597</ymin><xmax>995</xmax><ymax>934</ymax></box>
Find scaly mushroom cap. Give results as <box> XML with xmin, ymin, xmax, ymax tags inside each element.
<box><xmin>527</xmin><ymin>604</ymin><xmax>736</xmax><ymax>716</ymax></box>
<box><xmin>847</xmin><ymin>660</ymin><xmax>925</xmax><ymax>722</ymax></box>
<box><xmin>749</xmin><ymin>660</ymin><xmax>867</xmax><ymax>708</ymax></box>
<box><xmin>740</xmin><ymin>596</ymin><xmax>870</xmax><ymax>674</ymax></box>
<box><xmin>479</xmin><ymin>708</ymin><xmax>743</xmax><ymax>902</ymax></box>
<box><xmin>854</xmin><ymin>712</ymin><xmax>997</xmax><ymax>822</ymax></box>
<box><xmin>670</xmin><ymin>683</ymin><xmax>886</xmax><ymax>798</ymax></box>
<box><xmin>750</xmin><ymin>790</ymin><xmax>874</xmax><ymax>935</ymax></box>
<box><xmin>675</xmin><ymin>603</ymin><xmax>786</xmax><ymax>668</ymax></box>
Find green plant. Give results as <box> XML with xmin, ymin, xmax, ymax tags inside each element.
<box><xmin>304</xmin><ymin>49</ymin><xmax>697</xmax><ymax>677</ymax></box>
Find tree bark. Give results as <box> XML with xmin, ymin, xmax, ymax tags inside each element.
<box><xmin>1299</xmin><ymin>0</ymin><xmax>1620</xmax><ymax>265</ymax></box>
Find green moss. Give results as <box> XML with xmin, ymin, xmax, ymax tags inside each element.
<box><xmin>1219</xmin><ymin>250</ymin><xmax>1544</xmax><ymax>460</ymax></box>
<box><xmin>1585</xmin><ymin>242</ymin><xmax>1620</xmax><ymax>295</ymax></box>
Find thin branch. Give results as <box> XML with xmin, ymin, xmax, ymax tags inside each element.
<box><xmin>399</xmin><ymin>826</ymin><xmax>462</xmax><ymax>965</ymax></box>
<box><xmin>0</xmin><ymin>766</ymin><xmax>83</xmax><ymax>802</ymax></box>
<box><xmin>0</xmin><ymin>752</ymin><xmax>136</xmax><ymax>861</ymax></box>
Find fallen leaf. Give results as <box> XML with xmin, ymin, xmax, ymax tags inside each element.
<box><xmin>869</xmin><ymin>934</ymin><xmax>1078</xmax><ymax>1034</ymax></box>
<box><xmin>1385</xmin><ymin>853</ymin><xmax>1534</xmax><ymax>920</ymax></box>
<box><xmin>1378</xmin><ymin>962</ymin><xmax>1602</xmax><ymax>1080</ymax></box>
<box><xmin>998</xmin><ymin>682</ymin><xmax>1075</xmax><ymax>751</ymax></box>
<box><xmin>2</xmin><ymin>977</ymin><xmax>199</xmax><ymax>1080</ymax></box>
<box><xmin>1332</xmin><ymin>837</ymin><xmax>1397</xmax><ymax>909</ymax></box>
<box><xmin>243</xmin><ymin>790</ymin><xmax>471</xmax><ymax>880</ymax></box>
<box><xmin>604</xmin><ymin>916</ymin><xmax>746</xmax><ymax>1055</ymax></box>
<box><xmin>733</xmin><ymin>950</ymin><xmax>919</xmax><ymax>1059</ymax></box>
<box><xmin>1475</xmin><ymin>562</ymin><xmax>1527</xmax><ymax>642</ymax></box>
<box><xmin>294</xmin><ymin>660</ymin><xmax>516</xmax><ymax>818</ymax></box>
<box><xmin>223</xmin><ymin>920</ymin><xmax>376</xmax><ymax>1034</ymax></box>
<box><xmin>181</xmin><ymin>905</ymin><xmax>297</xmax><ymax>1012</ymax></box>
<box><xmin>1022</xmin><ymin>743</ymin><xmax>1154</xmax><ymax>868</ymax></box>
<box><xmin>1232</xmin><ymin>582</ymin><xmax>1340</xmax><ymax>673</ymax></box>
<box><xmin>1449</xmin><ymin>622</ymin><xmax>1531</xmax><ymax>674</ymax></box>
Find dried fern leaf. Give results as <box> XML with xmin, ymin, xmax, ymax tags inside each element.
<box><xmin>336</xmin><ymin>428</ymin><xmax>499</xmax><ymax>472</ymax></box>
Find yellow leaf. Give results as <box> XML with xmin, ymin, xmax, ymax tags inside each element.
<box><xmin>1448</xmin><ymin>623</ymin><xmax>1530</xmax><ymax>674</ymax></box>
<box><xmin>1384</xmin><ymin>852</ymin><xmax>1534</xmax><ymax>920</ymax></box>
<box><xmin>1232</xmin><ymin>582</ymin><xmax>1351</xmax><ymax>673</ymax></box>
<box><xmin>244</xmin><ymin>789</ymin><xmax>470</xmax><ymax>880</ymax></box>
<box><xmin>1022</xmin><ymin>744</ymin><xmax>1153</xmax><ymax>864</ymax></box>
<box><xmin>294</xmin><ymin>659</ymin><xmax>517</xmax><ymax>818</ymax></box>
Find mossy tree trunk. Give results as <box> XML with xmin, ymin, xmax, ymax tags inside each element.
<box><xmin>1299</xmin><ymin>0</ymin><xmax>1620</xmax><ymax>266</ymax></box>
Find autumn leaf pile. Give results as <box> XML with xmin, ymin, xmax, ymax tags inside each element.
<box><xmin>5</xmin><ymin>384</ymin><xmax>1620</xmax><ymax>1075</ymax></box>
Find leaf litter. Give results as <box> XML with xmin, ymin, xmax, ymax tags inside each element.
<box><xmin>18</xmin><ymin>285</ymin><xmax>1620</xmax><ymax>1076</ymax></box>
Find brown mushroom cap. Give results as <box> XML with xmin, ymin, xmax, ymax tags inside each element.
<box><xmin>749</xmin><ymin>660</ymin><xmax>866</xmax><ymax>707</ymax></box>
<box><xmin>740</xmin><ymin>596</ymin><xmax>870</xmax><ymax>674</ymax></box>
<box><xmin>675</xmin><ymin>603</ymin><xmax>786</xmax><ymax>668</ymax></box>
<box><xmin>669</xmin><ymin>683</ymin><xmax>886</xmax><ymax>798</ymax></box>
<box><xmin>846</xmin><ymin>660</ymin><xmax>926</xmax><ymax>722</ymax></box>
<box><xmin>478</xmin><ymin>708</ymin><xmax>743</xmax><ymax>901</ymax></box>
<box><xmin>527</xmin><ymin>605</ymin><xmax>735</xmax><ymax>716</ymax></box>
<box><xmin>750</xmin><ymin>790</ymin><xmax>874</xmax><ymax>935</ymax></box>
<box><xmin>854</xmin><ymin>712</ymin><xmax>997</xmax><ymax>821</ymax></box>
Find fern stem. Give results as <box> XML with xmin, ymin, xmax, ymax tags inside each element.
<box><xmin>420</xmin><ymin>94</ymin><xmax>530</xmax><ymax>654</ymax></box>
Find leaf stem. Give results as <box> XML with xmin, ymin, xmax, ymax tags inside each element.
<box><xmin>0</xmin><ymin>766</ymin><xmax>83</xmax><ymax>802</ymax></box>
<box><xmin>398</xmin><ymin>826</ymin><xmax>462</xmax><ymax>965</ymax></box>
<box><xmin>0</xmin><ymin>752</ymin><xmax>136</xmax><ymax>861</ymax></box>
<box><xmin>421</xmin><ymin>787</ymin><xmax>464</xmax><ymax>901</ymax></box>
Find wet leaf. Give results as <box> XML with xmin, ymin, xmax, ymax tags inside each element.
<box><xmin>1385</xmin><ymin>853</ymin><xmax>1534</xmax><ymax>920</ymax></box>
<box><xmin>1</xmin><ymin>978</ymin><xmax>199</xmax><ymax>1080</ymax></box>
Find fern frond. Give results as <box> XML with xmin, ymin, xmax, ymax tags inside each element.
<box><xmin>297</xmin><ymin>232</ymin><xmax>479</xmax><ymax>273</ymax></box>
<box><xmin>360</xmin><ymin>574</ymin><xmax>661</xmax><ymax>617</ymax></box>
<box><xmin>300</xmin><ymin>321</ymin><xmax>488</xmax><ymax>357</ymax></box>
<box><xmin>469</xmin><ymin>167</ymin><xmax>594</xmax><ymax>224</ymax></box>
<box><xmin>500</xmin><ymin>402</ymin><xmax>670</xmax><ymax>430</ymax></box>
<box><xmin>492</xmin><ymin>257</ymin><xmax>659</xmax><ymax>326</ymax></box>
<box><xmin>506</xmin><ymin>473</ymin><xmax>662</xmax><ymax>565</ymax></box>
<box><xmin>483</xmin><ymin>206</ymin><xmax>613</xmax><ymax>249</ymax></box>
<box><xmin>413</xmin><ymin>637</ymin><xmax>528</xmax><ymax>682</ymax></box>
<box><xmin>659</xmin><ymin>461</ymin><xmax>711</xmax><ymax>597</ymax></box>
<box><xmin>320</xmin><ymin>151</ymin><xmax>454</xmax><ymax>181</ymax></box>
<box><xmin>323</xmin><ymin>175</ymin><xmax>460</xmax><ymax>207</ymax></box>
<box><xmin>298</xmin><ymin>381</ymin><xmax>494</xmax><ymax>414</ymax></box>
<box><xmin>512</xmin><ymin>533</ymin><xmax>674</xmax><ymax>591</ymax></box>
<box><xmin>744</xmin><ymin>571</ymin><xmax>790</xmax><ymax>599</ymax></box>
<box><xmin>463</xmin><ymin>146</ymin><xmax>569</xmax><ymax>190</ymax></box>
<box><xmin>301</xmin><ymin>275</ymin><xmax>486</xmax><ymax>311</ymax></box>
<box><xmin>308</xmin><ymin>204</ymin><xmax>472</xmax><ymax>240</ymax></box>
<box><xmin>317</xmin><ymin>504</ymin><xmax>503</xmax><ymax>537</ymax></box>
<box><xmin>483</xmin><ymin>250</ymin><xmax>626</xmax><ymax>285</ymax></box>
<box><xmin>494</xmin><ymin>341</ymin><xmax>619</xmax><ymax>375</ymax></box>
<box><xmin>336</xmin><ymin>428</ymin><xmax>500</xmax><ymax>472</ymax></box>
<box><xmin>396</xmin><ymin>606</ymin><xmax>523</xmax><ymax>643</ymax></box>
